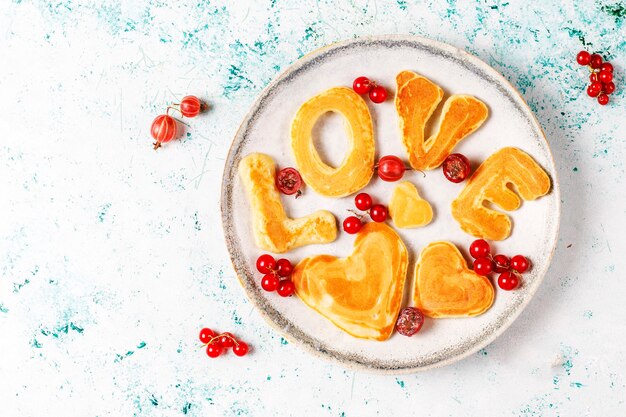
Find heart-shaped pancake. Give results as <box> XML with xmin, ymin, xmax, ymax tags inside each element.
<box><xmin>388</xmin><ymin>181</ymin><xmax>433</xmax><ymax>228</ymax></box>
<box><xmin>414</xmin><ymin>241</ymin><xmax>494</xmax><ymax>318</ymax></box>
<box><xmin>292</xmin><ymin>222</ymin><xmax>408</xmax><ymax>341</ymax></box>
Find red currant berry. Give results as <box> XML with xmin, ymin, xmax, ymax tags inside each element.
<box><xmin>206</xmin><ymin>343</ymin><xmax>223</xmax><ymax>358</ymax></box>
<box><xmin>256</xmin><ymin>254</ymin><xmax>276</xmax><ymax>274</ymax></box>
<box><xmin>219</xmin><ymin>332</ymin><xmax>235</xmax><ymax>349</ymax></box>
<box><xmin>377</xmin><ymin>155</ymin><xmax>406</xmax><ymax>182</ymax></box>
<box><xmin>598</xmin><ymin>93</ymin><xmax>609</xmax><ymax>105</ymax></box>
<box><xmin>469</xmin><ymin>239</ymin><xmax>491</xmax><ymax>259</ymax></box>
<box><xmin>369</xmin><ymin>205</ymin><xmax>388</xmax><ymax>222</ymax></box>
<box><xmin>276</xmin><ymin>167</ymin><xmax>303</xmax><ymax>196</ymax></box>
<box><xmin>590</xmin><ymin>54</ymin><xmax>603</xmax><ymax>69</ymax></box>
<box><xmin>473</xmin><ymin>257</ymin><xmax>493</xmax><ymax>276</ymax></box>
<box><xmin>354</xmin><ymin>193</ymin><xmax>373</xmax><ymax>211</ymax></box>
<box><xmin>343</xmin><ymin>216</ymin><xmax>363</xmax><ymax>234</ymax></box>
<box><xmin>275</xmin><ymin>258</ymin><xmax>293</xmax><ymax>277</ymax></box>
<box><xmin>589</xmin><ymin>73</ymin><xmax>599</xmax><ymax>83</ymax></box>
<box><xmin>510</xmin><ymin>255</ymin><xmax>530</xmax><ymax>273</ymax></box>
<box><xmin>604</xmin><ymin>82</ymin><xmax>616</xmax><ymax>95</ymax></box>
<box><xmin>277</xmin><ymin>280</ymin><xmax>295</xmax><ymax>297</ymax></box>
<box><xmin>599</xmin><ymin>70</ymin><xmax>613</xmax><ymax>84</ymax></box>
<box><xmin>261</xmin><ymin>273</ymin><xmax>280</xmax><ymax>292</ymax></box>
<box><xmin>493</xmin><ymin>254</ymin><xmax>510</xmax><ymax>273</ymax></box>
<box><xmin>369</xmin><ymin>85</ymin><xmax>388</xmax><ymax>103</ymax></box>
<box><xmin>199</xmin><ymin>328</ymin><xmax>215</xmax><ymax>344</ymax></box>
<box><xmin>600</xmin><ymin>62</ymin><xmax>613</xmax><ymax>73</ymax></box>
<box><xmin>587</xmin><ymin>82</ymin><xmax>602</xmax><ymax>97</ymax></box>
<box><xmin>498</xmin><ymin>272</ymin><xmax>519</xmax><ymax>291</ymax></box>
<box><xmin>353</xmin><ymin>76</ymin><xmax>372</xmax><ymax>94</ymax></box>
<box><xmin>576</xmin><ymin>51</ymin><xmax>590</xmax><ymax>65</ymax></box>
<box><xmin>180</xmin><ymin>95</ymin><xmax>202</xmax><ymax>118</ymax></box>
<box><xmin>442</xmin><ymin>153</ymin><xmax>471</xmax><ymax>183</ymax></box>
<box><xmin>151</xmin><ymin>114</ymin><xmax>177</xmax><ymax>149</ymax></box>
<box><xmin>233</xmin><ymin>341</ymin><xmax>249</xmax><ymax>357</ymax></box>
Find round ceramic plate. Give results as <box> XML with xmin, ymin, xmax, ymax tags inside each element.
<box><xmin>221</xmin><ymin>35</ymin><xmax>560</xmax><ymax>373</ymax></box>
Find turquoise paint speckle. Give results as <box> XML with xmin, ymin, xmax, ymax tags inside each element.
<box><xmin>395</xmin><ymin>378</ymin><xmax>405</xmax><ymax>388</ymax></box>
<box><xmin>280</xmin><ymin>337</ymin><xmax>288</xmax><ymax>345</ymax></box>
<box><xmin>232</xmin><ymin>310</ymin><xmax>242</xmax><ymax>325</ymax></box>
<box><xmin>570</xmin><ymin>382</ymin><xmax>585</xmax><ymax>388</ymax></box>
<box><xmin>182</xmin><ymin>402</ymin><xmax>193</xmax><ymax>414</ymax></box>
<box><xmin>137</xmin><ymin>341</ymin><xmax>147</xmax><ymax>349</ymax></box>
<box><xmin>98</xmin><ymin>203</ymin><xmax>111</xmax><ymax>222</ymax></box>
<box><xmin>193</xmin><ymin>212</ymin><xmax>201</xmax><ymax>231</ymax></box>
<box><xmin>396</xmin><ymin>0</ymin><xmax>407</xmax><ymax>10</ymax></box>
<box><xmin>583</xmin><ymin>310</ymin><xmax>593</xmax><ymax>318</ymax></box>
<box><xmin>601</xmin><ymin>3</ymin><xmax>626</xmax><ymax>24</ymax></box>
<box><xmin>562</xmin><ymin>359</ymin><xmax>573</xmax><ymax>375</ymax></box>
<box><xmin>0</xmin><ymin>303</ymin><xmax>8</xmax><ymax>313</ymax></box>
<box><xmin>13</xmin><ymin>278</ymin><xmax>30</xmax><ymax>293</ymax></box>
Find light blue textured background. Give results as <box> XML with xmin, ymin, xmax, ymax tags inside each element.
<box><xmin>1</xmin><ymin>1</ymin><xmax>625</xmax><ymax>416</ymax></box>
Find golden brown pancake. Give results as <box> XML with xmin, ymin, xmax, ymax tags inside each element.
<box><xmin>388</xmin><ymin>181</ymin><xmax>433</xmax><ymax>228</ymax></box>
<box><xmin>291</xmin><ymin>87</ymin><xmax>375</xmax><ymax>197</ymax></box>
<box><xmin>451</xmin><ymin>147</ymin><xmax>551</xmax><ymax>240</ymax></box>
<box><xmin>395</xmin><ymin>70</ymin><xmax>489</xmax><ymax>170</ymax></box>
<box><xmin>238</xmin><ymin>153</ymin><xmax>337</xmax><ymax>253</ymax></box>
<box><xmin>292</xmin><ymin>222</ymin><xmax>408</xmax><ymax>341</ymax></box>
<box><xmin>414</xmin><ymin>241</ymin><xmax>494</xmax><ymax>318</ymax></box>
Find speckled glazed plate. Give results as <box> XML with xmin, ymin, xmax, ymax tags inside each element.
<box><xmin>221</xmin><ymin>35</ymin><xmax>560</xmax><ymax>373</ymax></box>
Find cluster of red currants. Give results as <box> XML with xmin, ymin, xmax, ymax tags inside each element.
<box><xmin>343</xmin><ymin>193</ymin><xmax>388</xmax><ymax>234</ymax></box>
<box><xmin>353</xmin><ymin>76</ymin><xmax>388</xmax><ymax>103</ymax></box>
<box><xmin>150</xmin><ymin>95</ymin><xmax>204</xmax><ymax>150</ymax></box>
<box><xmin>469</xmin><ymin>239</ymin><xmax>529</xmax><ymax>290</ymax></box>
<box><xmin>576</xmin><ymin>51</ymin><xmax>616</xmax><ymax>105</ymax></box>
<box><xmin>256</xmin><ymin>254</ymin><xmax>296</xmax><ymax>297</ymax></box>
<box><xmin>199</xmin><ymin>328</ymin><xmax>249</xmax><ymax>358</ymax></box>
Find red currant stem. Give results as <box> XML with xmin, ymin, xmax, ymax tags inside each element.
<box><xmin>153</xmin><ymin>141</ymin><xmax>162</xmax><ymax>150</ymax></box>
<box><xmin>346</xmin><ymin>209</ymin><xmax>363</xmax><ymax>219</ymax></box>
<box><xmin>166</xmin><ymin>105</ymin><xmax>182</xmax><ymax>117</ymax></box>
<box><xmin>203</xmin><ymin>332</ymin><xmax>240</xmax><ymax>347</ymax></box>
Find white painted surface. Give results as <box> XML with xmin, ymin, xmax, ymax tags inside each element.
<box><xmin>1</xmin><ymin>1</ymin><xmax>624</xmax><ymax>415</ymax></box>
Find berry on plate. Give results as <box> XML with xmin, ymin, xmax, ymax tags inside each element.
<box><xmin>469</xmin><ymin>239</ymin><xmax>491</xmax><ymax>259</ymax></box>
<box><xmin>498</xmin><ymin>271</ymin><xmax>519</xmax><ymax>291</ymax></box>
<box><xmin>343</xmin><ymin>216</ymin><xmax>363</xmax><ymax>234</ymax></box>
<box><xmin>442</xmin><ymin>153</ymin><xmax>471</xmax><ymax>183</ymax></box>
<box><xmin>377</xmin><ymin>155</ymin><xmax>406</xmax><ymax>182</ymax></box>
<box><xmin>395</xmin><ymin>307</ymin><xmax>425</xmax><ymax>336</ymax></box>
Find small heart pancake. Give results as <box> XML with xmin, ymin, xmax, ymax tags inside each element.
<box><xmin>414</xmin><ymin>241</ymin><xmax>494</xmax><ymax>318</ymax></box>
<box><xmin>293</xmin><ymin>222</ymin><xmax>409</xmax><ymax>341</ymax></box>
<box><xmin>388</xmin><ymin>181</ymin><xmax>433</xmax><ymax>228</ymax></box>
